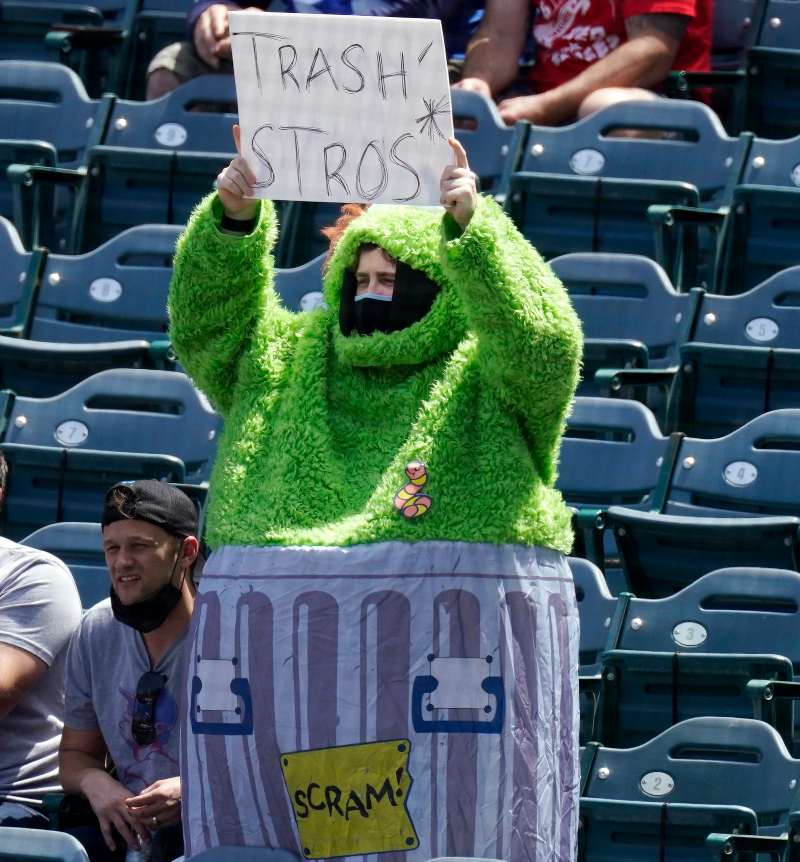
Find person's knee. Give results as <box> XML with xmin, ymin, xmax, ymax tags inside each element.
<box><xmin>578</xmin><ymin>86</ymin><xmax>658</xmax><ymax>119</ymax></box>
<box><xmin>146</xmin><ymin>68</ymin><xmax>182</xmax><ymax>100</ymax></box>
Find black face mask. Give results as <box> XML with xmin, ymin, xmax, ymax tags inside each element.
<box><xmin>110</xmin><ymin>544</ymin><xmax>185</xmax><ymax>634</ymax></box>
<box><xmin>340</xmin><ymin>260</ymin><xmax>441</xmax><ymax>336</ymax></box>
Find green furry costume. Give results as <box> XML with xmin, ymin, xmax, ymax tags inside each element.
<box><xmin>169</xmin><ymin>193</ymin><xmax>582</xmax><ymax>552</ymax></box>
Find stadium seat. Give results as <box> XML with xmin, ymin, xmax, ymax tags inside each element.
<box><xmin>0</xmin><ymin>369</ymin><xmax>219</xmax><ymax>538</ymax></box>
<box><xmin>746</xmin><ymin>0</ymin><xmax>800</xmax><ymax>139</ymax></box>
<box><xmin>559</xmin><ymin>398</ymin><xmax>680</xmax><ymax>593</ymax></box>
<box><xmin>598</xmin><ymin>409</ymin><xmax>800</xmax><ymax>597</ymax></box>
<box><xmin>0</xmin><ymin>216</ymin><xmax>42</xmax><ymax>335</ymax></box>
<box><xmin>571</xmin><ymin>556</ymin><xmax>616</xmax><ymax>744</ymax></box>
<box><xmin>275</xmin><ymin>200</ymin><xmax>339</xmax><ymax>270</ymax></box>
<box><xmin>450</xmin><ymin>87</ymin><xmax>524</xmax><ymax>195</ymax></box>
<box><xmin>0</xmin><ymin>60</ymin><xmax>109</xmax><ymax>248</ymax></box>
<box><xmin>580</xmin><ymin>717</ymin><xmax>799</xmax><ymax>862</ymax></box>
<box><xmin>20</xmin><ymin>521</ymin><xmax>106</xmax><ymax>608</ymax></box>
<box><xmin>666</xmin><ymin>266</ymin><xmax>800</xmax><ymax>437</ymax></box>
<box><xmin>30</xmin><ymin>223</ymin><xmax>181</xmax><ymax>342</ymax></box>
<box><xmin>2</xmin><ymin>368</ymin><xmax>220</xmax><ymax>482</ymax></box>
<box><xmin>274</xmin><ymin>253</ymin><xmax>326</xmax><ymax>313</ymax></box>
<box><xmin>720</xmin><ymin>135</ymin><xmax>800</xmax><ymax>295</ymax></box>
<box><xmin>102</xmin><ymin>74</ymin><xmax>237</xmax><ymax>154</ymax></box>
<box><xmin>571</xmin><ymin>557</ymin><xmax>616</xmax><ymax>675</ymax></box>
<box><xmin>501</xmin><ymin>100</ymin><xmax>749</xmax><ymax>290</ymax></box>
<box><xmin>596</xmin><ymin>566</ymin><xmax>800</xmax><ymax>750</ymax></box>
<box><xmin>0</xmin><ymin>0</ymin><xmax>131</xmax><ymax>98</ymax></box>
<box><xmin>0</xmin><ymin>334</ymin><xmax>172</xmax><ymax>398</ymax></box>
<box><xmin>0</xmin><ymin>826</ymin><xmax>89</xmax><ymax>861</ymax></box>
<box><xmin>549</xmin><ymin>252</ymin><xmax>699</xmax><ymax>409</ymax></box>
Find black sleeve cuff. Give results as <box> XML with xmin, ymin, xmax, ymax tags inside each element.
<box><xmin>220</xmin><ymin>211</ymin><xmax>258</xmax><ymax>234</ymax></box>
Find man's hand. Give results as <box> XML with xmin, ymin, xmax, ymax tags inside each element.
<box><xmin>81</xmin><ymin>770</ymin><xmax>147</xmax><ymax>852</ymax></box>
<box><xmin>452</xmin><ymin>77</ymin><xmax>493</xmax><ymax>100</ymax></box>
<box><xmin>126</xmin><ymin>777</ymin><xmax>182</xmax><ymax>831</ymax></box>
<box><xmin>217</xmin><ymin>124</ymin><xmax>260</xmax><ymax>221</ymax></box>
<box><xmin>194</xmin><ymin>3</ymin><xmax>231</xmax><ymax>68</ymax></box>
<box><xmin>441</xmin><ymin>137</ymin><xmax>477</xmax><ymax>229</ymax></box>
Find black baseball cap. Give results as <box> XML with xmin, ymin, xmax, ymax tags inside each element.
<box><xmin>101</xmin><ymin>480</ymin><xmax>198</xmax><ymax>538</ymax></box>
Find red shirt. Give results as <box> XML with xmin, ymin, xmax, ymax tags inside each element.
<box><xmin>528</xmin><ymin>0</ymin><xmax>712</xmax><ymax>92</ymax></box>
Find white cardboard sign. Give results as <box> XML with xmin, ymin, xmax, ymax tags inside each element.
<box><xmin>229</xmin><ymin>12</ymin><xmax>454</xmax><ymax>205</ymax></box>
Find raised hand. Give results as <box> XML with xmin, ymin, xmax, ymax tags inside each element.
<box><xmin>216</xmin><ymin>124</ymin><xmax>260</xmax><ymax>221</ymax></box>
<box><xmin>440</xmin><ymin>137</ymin><xmax>478</xmax><ymax>229</ymax></box>
<box><xmin>193</xmin><ymin>4</ymin><xmax>230</xmax><ymax>68</ymax></box>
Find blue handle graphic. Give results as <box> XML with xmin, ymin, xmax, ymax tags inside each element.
<box><xmin>411</xmin><ymin>674</ymin><xmax>505</xmax><ymax>734</ymax></box>
<box><xmin>190</xmin><ymin>674</ymin><xmax>254</xmax><ymax>736</ymax></box>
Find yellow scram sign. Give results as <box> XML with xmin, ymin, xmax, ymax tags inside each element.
<box><xmin>280</xmin><ymin>738</ymin><xmax>419</xmax><ymax>859</ymax></box>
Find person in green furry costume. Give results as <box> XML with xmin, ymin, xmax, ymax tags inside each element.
<box><xmin>170</xmin><ymin>127</ymin><xmax>583</xmax><ymax>862</ymax></box>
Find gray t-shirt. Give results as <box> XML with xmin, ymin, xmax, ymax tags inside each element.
<box><xmin>64</xmin><ymin>600</ymin><xmax>187</xmax><ymax>794</ymax></box>
<box><xmin>0</xmin><ymin>537</ymin><xmax>82</xmax><ymax>805</ymax></box>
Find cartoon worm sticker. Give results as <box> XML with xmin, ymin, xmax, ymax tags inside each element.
<box><xmin>394</xmin><ymin>461</ymin><xmax>432</xmax><ymax>519</ymax></box>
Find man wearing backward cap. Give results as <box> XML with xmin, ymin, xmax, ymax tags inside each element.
<box><xmin>169</xmin><ymin>128</ymin><xmax>583</xmax><ymax>861</ymax></box>
<box><xmin>59</xmin><ymin>480</ymin><xmax>199</xmax><ymax>862</ymax></box>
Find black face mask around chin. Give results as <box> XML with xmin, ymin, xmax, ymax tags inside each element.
<box><xmin>110</xmin><ymin>546</ymin><xmax>185</xmax><ymax>633</ymax></box>
<box><xmin>339</xmin><ymin>260</ymin><xmax>441</xmax><ymax>336</ymax></box>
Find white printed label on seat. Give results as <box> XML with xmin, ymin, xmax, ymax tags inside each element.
<box><xmin>195</xmin><ymin>658</ymin><xmax>240</xmax><ymax>712</ymax></box>
<box><xmin>429</xmin><ymin>657</ymin><xmax>491</xmax><ymax>710</ymax></box>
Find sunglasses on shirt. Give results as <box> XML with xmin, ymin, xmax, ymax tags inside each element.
<box><xmin>132</xmin><ymin>671</ymin><xmax>167</xmax><ymax>746</ymax></box>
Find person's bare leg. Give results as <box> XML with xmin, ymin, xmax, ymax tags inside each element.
<box><xmin>146</xmin><ymin>68</ymin><xmax>183</xmax><ymax>100</ymax></box>
<box><xmin>578</xmin><ymin>87</ymin><xmax>667</xmax><ymax>138</ymax></box>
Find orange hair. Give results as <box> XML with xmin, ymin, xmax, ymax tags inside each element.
<box><xmin>321</xmin><ymin>203</ymin><xmax>370</xmax><ymax>270</ymax></box>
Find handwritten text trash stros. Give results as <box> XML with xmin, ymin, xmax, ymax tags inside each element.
<box><xmin>229</xmin><ymin>12</ymin><xmax>455</xmax><ymax>205</ymax></box>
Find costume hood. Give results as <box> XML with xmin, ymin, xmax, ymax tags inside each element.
<box><xmin>323</xmin><ymin>205</ymin><xmax>469</xmax><ymax>368</ymax></box>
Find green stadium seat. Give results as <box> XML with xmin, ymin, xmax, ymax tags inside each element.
<box><xmin>720</xmin><ymin>135</ymin><xmax>800</xmax><ymax>295</ymax></box>
<box><xmin>501</xmin><ymin>100</ymin><xmax>749</xmax><ymax>290</ymax></box>
<box><xmin>599</xmin><ymin>409</ymin><xmax>800</xmax><ymax>597</ymax></box>
<box><xmin>580</xmin><ymin>717</ymin><xmax>799</xmax><ymax>862</ymax></box>
<box><xmin>597</xmin><ymin>566</ymin><xmax>800</xmax><ymax>750</ymax></box>
<box><xmin>31</xmin><ymin>223</ymin><xmax>181</xmax><ymax>343</ymax></box>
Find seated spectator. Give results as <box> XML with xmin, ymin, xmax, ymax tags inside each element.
<box><xmin>59</xmin><ymin>480</ymin><xmax>200</xmax><ymax>862</ymax></box>
<box><xmin>0</xmin><ymin>453</ymin><xmax>82</xmax><ymax>828</ymax></box>
<box><xmin>454</xmin><ymin>0</ymin><xmax>712</xmax><ymax>126</ymax></box>
<box><xmin>146</xmin><ymin>0</ymin><xmax>484</xmax><ymax>99</ymax></box>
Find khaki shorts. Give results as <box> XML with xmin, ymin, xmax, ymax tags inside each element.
<box><xmin>147</xmin><ymin>40</ymin><xmax>234</xmax><ymax>81</ymax></box>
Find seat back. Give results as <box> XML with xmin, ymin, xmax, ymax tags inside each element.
<box><xmin>3</xmin><ymin>368</ymin><xmax>221</xmax><ymax>483</ymax></box>
<box><xmin>0</xmin><ymin>442</ymin><xmax>185</xmax><ymax>540</ymax></box>
<box><xmin>671</xmin><ymin>267</ymin><xmax>800</xmax><ymax>436</ymax></box>
<box><xmin>570</xmin><ymin>557</ymin><xmax>616</xmax><ymax>672</ymax></box>
<box><xmin>103</xmin><ymin>75</ymin><xmax>238</xmax><ymax>153</ymax></box>
<box><xmin>78</xmin><ymin>145</ymin><xmax>231</xmax><ymax>250</ymax></box>
<box><xmin>665</xmin><ymin>409</ymin><xmax>800</xmax><ymax>519</ymax></box>
<box><xmin>31</xmin><ymin>223</ymin><xmax>182</xmax><ymax>342</ymax></box>
<box><xmin>191</xmin><ymin>849</ymin><xmax>300</xmax><ymax>862</ymax></box>
<box><xmin>584</xmin><ymin>716</ymin><xmax>797</xmax><ymax>824</ymax></box>
<box><xmin>0</xmin><ymin>216</ymin><xmax>37</xmax><ymax>334</ymax></box>
<box><xmin>274</xmin><ymin>253</ymin><xmax>326</xmax><ymax>313</ymax></box>
<box><xmin>711</xmin><ymin>0</ymin><xmax>757</xmax><ymax>68</ymax></box>
<box><xmin>450</xmin><ymin>88</ymin><xmax>520</xmax><ymax>194</ymax></box>
<box><xmin>518</xmin><ymin>100</ymin><xmax>741</xmax><ymax>204</ymax></box>
<box><xmin>614</xmin><ymin>566</ymin><xmax>800</xmax><ymax>661</ymax></box>
<box><xmin>21</xmin><ymin>521</ymin><xmax>107</xmax><ymax>608</ymax></box>
<box><xmin>0</xmin><ymin>827</ymin><xmax>89</xmax><ymax>862</ymax></box>
<box><xmin>597</xmin><ymin>567</ymin><xmax>800</xmax><ymax>747</ymax></box>
<box><xmin>552</xmin><ymin>253</ymin><xmax>689</xmax><ymax>361</ymax></box>
<box><xmin>558</xmin><ymin>397</ymin><xmax>671</xmax><ymax>509</ymax></box>
<box><xmin>724</xmin><ymin>137</ymin><xmax>800</xmax><ymax>292</ymax></box>
<box><xmin>755</xmin><ymin>0</ymin><xmax>800</xmax><ymax>50</ymax></box>
<box><xmin>0</xmin><ymin>60</ymin><xmax>99</xmax><ymax>165</ymax></box>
